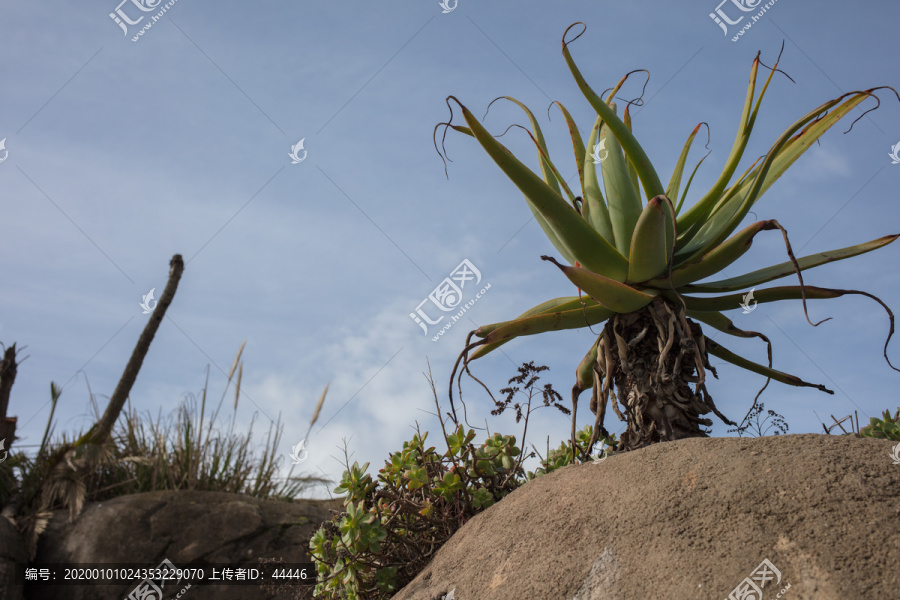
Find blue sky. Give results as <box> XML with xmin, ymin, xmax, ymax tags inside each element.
<box><xmin>2</xmin><ymin>1</ymin><xmax>899</xmax><ymax>499</ymax></box>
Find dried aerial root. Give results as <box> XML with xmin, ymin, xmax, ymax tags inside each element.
<box><xmin>584</xmin><ymin>296</ymin><xmax>735</xmax><ymax>454</ymax></box>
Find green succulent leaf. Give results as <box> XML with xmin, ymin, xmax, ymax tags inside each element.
<box><xmin>542</xmin><ymin>255</ymin><xmax>657</xmax><ymax>313</ymax></box>
<box><xmin>562</xmin><ymin>23</ymin><xmax>665</xmax><ymax>200</ymax></box>
<box><xmin>582</xmin><ymin>116</ymin><xmax>615</xmax><ymax>243</ymax></box>
<box><xmin>551</xmin><ymin>101</ymin><xmax>588</xmax><ymax>197</ymax></box>
<box><xmin>621</xmin><ymin>106</ymin><xmax>643</xmax><ymax>202</ymax></box>
<box><xmin>667</xmin><ymin>123</ymin><xmax>705</xmax><ymax>207</ymax></box>
<box><xmin>627</xmin><ymin>195</ymin><xmax>670</xmax><ymax>283</ymax></box>
<box><xmin>681</xmin><ymin>234</ymin><xmax>900</xmax><ymax>293</ymax></box>
<box><xmin>406</xmin><ymin>465</ymin><xmax>427</xmax><ymax>490</ymax></box>
<box><xmin>471</xmin><ymin>487</ymin><xmax>494</xmax><ymax>509</ymax></box>
<box><xmin>651</xmin><ymin>220</ymin><xmax>779</xmax><ymax>288</ymax></box>
<box><xmin>600</xmin><ymin>103</ymin><xmax>644</xmax><ymax>256</ymax></box>
<box><xmin>492</xmin><ymin>96</ymin><xmax>564</xmax><ymax>197</ymax></box>
<box><xmin>677</xmin><ymin>54</ymin><xmax>767</xmax><ymax>234</ymax></box>
<box><xmin>375</xmin><ymin>567</ymin><xmax>399</xmax><ymax>593</ymax></box>
<box><xmin>676</xmin><ymin>89</ymin><xmax>880</xmax><ymax>262</ymax></box>
<box><xmin>448</xmin><ymin>96</ymin><xmax>628</xmax><ymax>280</ymax></box>
<box><xmin>575</xmin><ymin>336</ymin><xmax>602</xmax><ymax>391</ymax></box>
<box><xmin>673</xmin><ymin>285</ymin><xmax>856</xmax><ymax>312</ymax></box>
<box><xmin>706</xmin><ymin>338</ymin><xmax>833</xmax><ymax>393</ymax></box>
<box><xmin>473</xmin><ymin>302</ymin><xmax>614</xmax><ymax>348</ymax></box>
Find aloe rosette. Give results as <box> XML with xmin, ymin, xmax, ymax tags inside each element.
<box><xmin>436</xmin><ymin>22</ymin><xmax>900</xmax><ymax>455</ymax></box>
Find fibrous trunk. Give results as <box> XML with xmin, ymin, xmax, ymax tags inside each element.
<box><xmin>586</xmin><ymin>296</ymin><xmax>734</xmax><ymax>453</ymax></box>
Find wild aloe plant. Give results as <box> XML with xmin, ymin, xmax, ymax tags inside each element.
<box><xmin>435</xmin><ymin>23</ymin><xmax>900</xmax><ymax>456</ymax></box>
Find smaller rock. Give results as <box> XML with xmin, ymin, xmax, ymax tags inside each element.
<box><xmin>0</xmin><ymin>515</ymin><xmax>28</xmax><ymax>600</ymax></box>
<box><xmin>26</xmin><ymin>490</ymin><xmax>344</xmax><ymax>600</ymax></box>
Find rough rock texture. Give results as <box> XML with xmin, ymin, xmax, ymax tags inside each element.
<box><xmin>1</xmin><ymin>514</ymin><xmax>29</xmax><ymax>600</ymax></box>
<box><xmin>392</xmin><ymin>434</ymin><xmax>900</xmax><ymax>600</ymax></box>
<box><xmin>24</xmin><ymin>490</ymin><xmax>344</xmax><ymax>600</ymax></box>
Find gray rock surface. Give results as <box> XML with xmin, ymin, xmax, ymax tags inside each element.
<box><xmin>392</xmin><ymin>434</ymin><xmax>900</xmax><ymax>600</ymax></box>
<box><xmin>1</xmin><ymin>514</ymin><xmax>29</xmax><ymax>600</ymax></box>
<box><xmin>23</xmin><ymin>490</ymin><xmax>344</xmax><ymax>600</ymax></box>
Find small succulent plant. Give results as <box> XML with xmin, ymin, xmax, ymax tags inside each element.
<box><xmin>859</xmin><ymin>408</ymin><xmax>900</xmax><ymax>441</ymax></box>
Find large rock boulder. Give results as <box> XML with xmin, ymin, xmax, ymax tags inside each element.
<box><xmin>392</xmin><ymin>434</ymin><xmax>900</xmax><ymax>600</ymax></box>
<box><xmin>24</xmin><ymin>490</ymin><xmax>344</xmax><ymax>600</ymax></box>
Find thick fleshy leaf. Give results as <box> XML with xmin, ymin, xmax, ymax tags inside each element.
<box><xmin>601</xmin><ymin>102</ymin><xmax>644</xmax><ymax>256</ymax></box>
<box><xmin>449</xmin><ymin>96</ymin><xmax>628</xmax><ymax>280</ymax></box>
<box><xmin>687</xmin><ymin>310</ymin><xmax>770</xmax><ymax>341</ymax></box>
<box><xmin>677</xmin><ymin>54</ymin><xmax>766</xmax><ymax>232</ymax></box>
<box><xmin>475</xmin><ymin>304</ymin><xmax>615</xmax><ymax>347</ymax></box>
<box><xmin>676</xmin><ymin>155</ymin><xmax>761</xmax><ymax>250</ymax></box>
<box><xmin>667</xmin><ymin>123</ymin><xmax>704</xmax><ymax>207</ymax></box>
<box><xmin>562</xmin><ymin>24</ymin><xmax>665</xmax><ymax>200</ymax></box>
<box><xmin>627</xmin><ymin>196</ymin><xmax>670</xmax><ymax>283</ymax></box>
<box><xmin>622</xmin><ymin>106</ymin><xmax>643</xmax><ymax>203</ymax></box>
<box><xmin>474</xmin><ymin>296</ymin><xmax>598</xmax><ymax>337</ymax></box>
<box><xmin>717</xmin><ymin>92</ymin><xmax>877</xmax><ymax>225</ymax></box>
<box><xmin>515</xmin><ymin>122</ymin><xmax>578</xmax><ymax>205</ymax></box>
<box><xmin>574</xmin><ymin>335</ymin><xmax>602</xmax><ymax>390</ymax></box>
<box><xmin>671</xmin><ymin>285</ymin><xmax>846</xmax><ymax>312</ymax></box>
<box><xmin>439</xmin><ymin>114</ymin><xmax>576</xmax><ymax>265</ymax></box>
<box><xmin>681</xmin><ymin>234</ymin><xmax>900</xmax><ymax>293</ymax></box>
<box><xmin>582</xmin><ymin>116</ymin><xmax>615</xmax><ymax>243</ymax></box>
<box><xmin>470</xmin><ymin>296</ymin><xmax>600</xmax><ymax>360</ymax></box>
<box><xmin>674</xmin><ymin>150</ymin><xmax>710</xmax><ymax>216</ymax></box>
<box><xmin>677</xmin><ymin>285</ymin><xmax>898</xmax><ymax>376</ymax></box>
<box><xmin>543</xmin><ymin>255</ymin><xmax>657</xmax><ymax>313</ymax></box>
<box><xmin>687</xmin><ymin>309</ymin><xmax>776</xmax><ymax>394</ymax></box>
<box><xmin>493</xmin><ymin>96</ymin><xmax>561</xmax><ymax>195</ymax></box>
<box><xmin>650</xmin><ymin>220</ymin><xmax>779</xmax><ymax>288</ymax></box>
<box><xmin>494</xmin><ymin>97</ymin><xmax>579</xmax><ymax>207</ymax></box>
<box><xmin>551</xmin><ymin>101</ymin><xmax>587</xmax><ymax>198</ymax></box>
<box><xmin>676</xmin><ymin>89</ymin><xmax>879</xmax><ymax>263</ymax></box>
<box><xmin>706</xmin><ymin>338</ymin><xmax>833</xmax><ymax>393</ymax></box>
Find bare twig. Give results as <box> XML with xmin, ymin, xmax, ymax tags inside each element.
<box><xmin>88</xmin><ymin>254</ymin><xmax>184</xmax><ymax>446</ymax></box>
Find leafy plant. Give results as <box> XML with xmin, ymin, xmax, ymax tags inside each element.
<box><xmin>308</xmin><ymin>362</ymin><xmax>609</xmax><ymax>599</ymax></box>
<box><xmin>0</xmin><ymin>345</ymin><xmax>329</xmax><ymax>559</ymax></box>
<box><xmin>859</xmin><ymin>407</ymin><xmax>900</xmax><ymax>441</ymax></box>
<box><xmin>727</xmin><ymin>402</ymin><xmax>789</xmax><ymax>437</ymax></box>
<box><xmin>436</xmin><ymin>22</ymin><xmax>900</xmax><ymax>456</ymax></box>
<box><xmin>528</xmin><ymin>424</ymin><xmax>618</xmax><ymax>477</ymax></box>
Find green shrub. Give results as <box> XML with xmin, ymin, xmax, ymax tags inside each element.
<box><xmin>308</xmin><ymin>362</ymin><xmax>616</xmax><ymax>599</ymax></box>
<box><xmin>528</xmin><ymin>424</ymin><xmax>617</xmax><ymax>477</ymax></box>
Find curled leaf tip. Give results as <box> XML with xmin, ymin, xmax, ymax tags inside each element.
<box><xmin>541</xmin><ymin>255</ymin><xmax>563</xmax><ymax>268</ymax></box>
<box><xmin>562</xmin><ymin>22</ymin><xmax>587</xmax><ymax>49</ymax></box>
